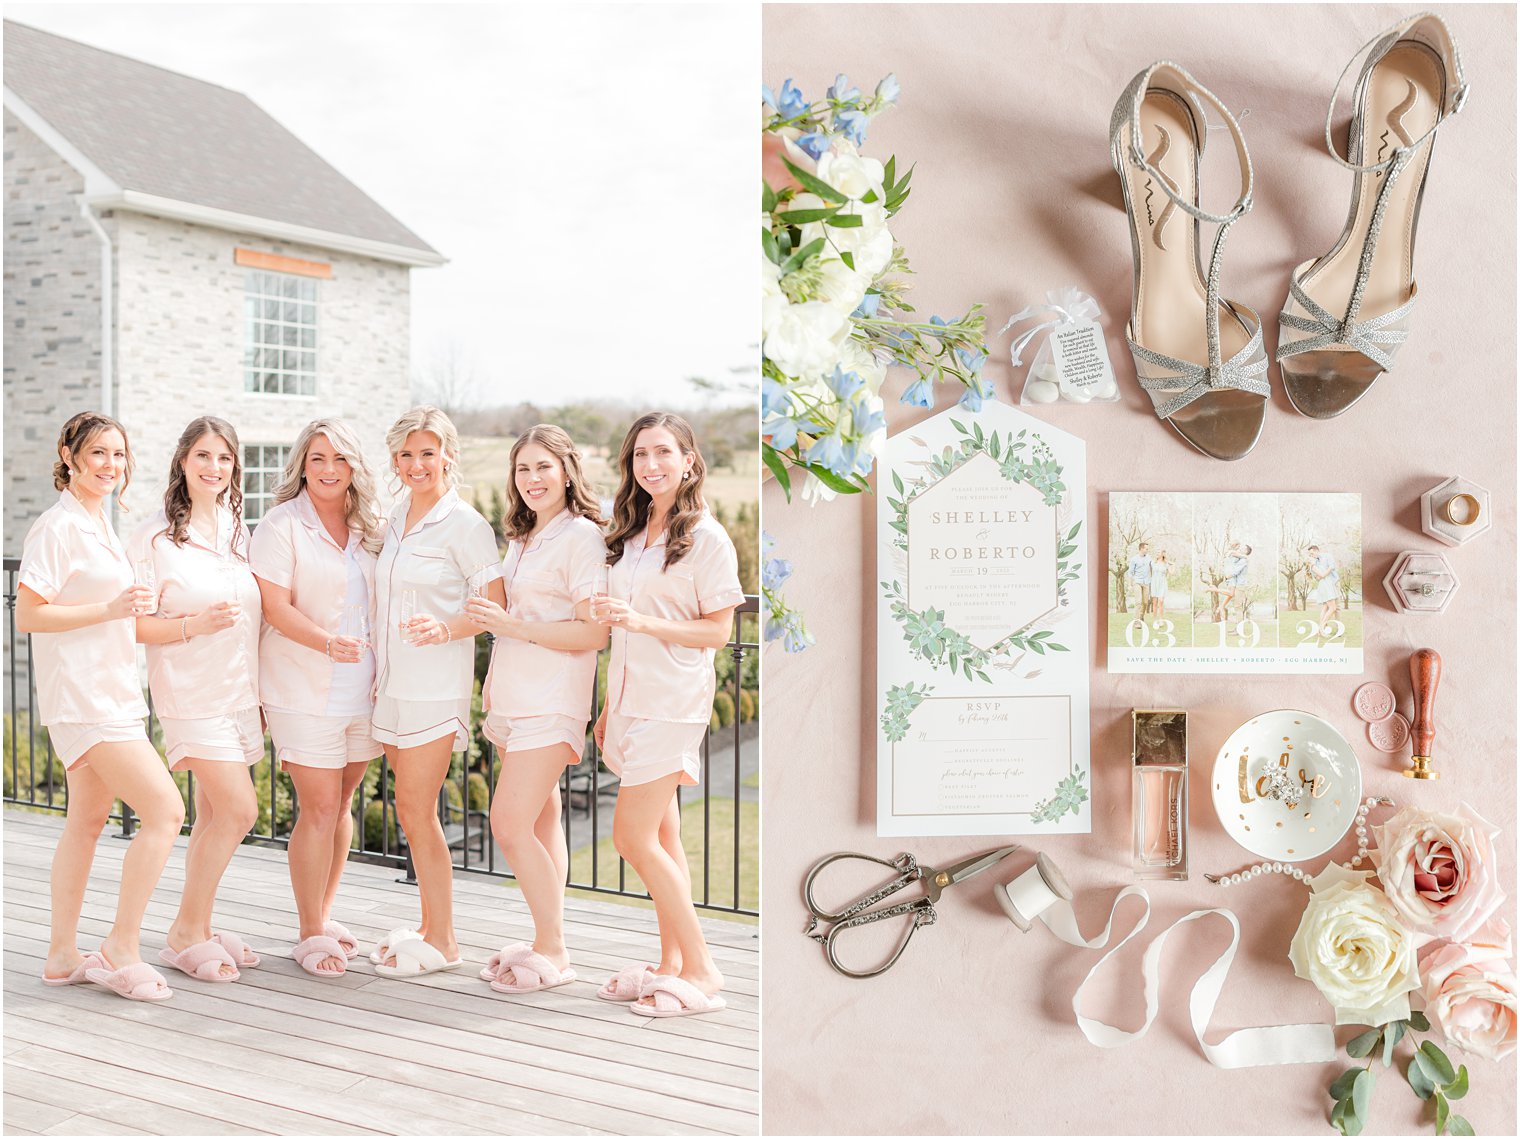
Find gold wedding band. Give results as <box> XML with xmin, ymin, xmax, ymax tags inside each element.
<box><xmin>1443</xmin><ymin>492</ymin><xmax>1480</xmax><ymax>526</ymax></box>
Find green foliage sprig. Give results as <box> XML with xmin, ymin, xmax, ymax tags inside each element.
<box><xmin>1329</xmin><ymin>1013</ymin><xmax>1475</xmax><ymax>1136</ymax></box>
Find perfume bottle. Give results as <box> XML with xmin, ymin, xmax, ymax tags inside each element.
<box><xmin>1132</xmin><ymin>709</ymin><xmax>1188</xmax><ymax>880</ymax></box>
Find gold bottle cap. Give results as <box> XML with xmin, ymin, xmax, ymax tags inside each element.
<box><xmin>1132</xmin><ymin>709</ymin><xmax>1187</xmax><ymax>766</ymax></box>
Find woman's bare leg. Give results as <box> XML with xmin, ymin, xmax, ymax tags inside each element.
<box><xmin>166</xmin><ymin>759</ymin><xmax>256</xmax><ymax>975</ymax></box>
<box><xmin>389</xmin><ymin>737</ymin><xmax>459</xmax><ymax>963</ymax></box>
<box><xmin>285</xmin><ymin>764</ymin><xmax>346</xmax><ymax>973</ymax></box>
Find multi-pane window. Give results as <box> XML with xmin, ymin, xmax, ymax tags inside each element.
<box><xmin>242</xmin><ymin>444</ymin><xmax>291</xmax><ymax>527</ymax></box>
<box><xmin>243</xmin><ymin>270</ymin><xmax>318</xmax><ymax>395</ymax></box>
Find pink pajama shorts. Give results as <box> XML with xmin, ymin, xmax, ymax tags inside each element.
<box><xmin>265</xmin><ymin>710</ymin><xmax>380</xmax><ymax>770</ymax></box>
<box><xmin>483</xmin><ymin>712</ymin><xmax>587</xmax><ymax>761</ymax></box>
<box><xmin>601</xmin><ymin>712</ymin><xmax>704</xmax><ymax>788</ymax></box>
<box><xmin>159</xmin><ymin>706</ymin><xmax>263</xmax><ymax>770</ymax></box>
<box><xmin>47</xmin><ymin>720</ymin><xmax>149</xmax><ymax>769</ymax></box>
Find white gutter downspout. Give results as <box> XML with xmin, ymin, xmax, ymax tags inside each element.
<box><xmin>75</xmin><ymin>197</ymin><xmax>114</xmax><ymax>419</ymax></box>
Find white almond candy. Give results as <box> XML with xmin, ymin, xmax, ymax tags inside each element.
<box><xmin>1034</xmin><ymin>363</ymin><xmax>1061</xmax><ymax>383</ymax></box>
<box><xmin>1025</xmin><ymin>379</ymin><xmax>1060</xmax><ymax>403</ymax></box>
<box><xmin>1094</xmin><ymin>377</ymin><xmax>1119</xmax><ymax>400</ymax></box>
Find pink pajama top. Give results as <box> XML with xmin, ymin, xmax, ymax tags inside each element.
<box><xmin>483</xmin><ymin>510</ymin><xmax>606</xmax><ymax>720</ymax></box>
<box><xmin>605</xmin><ymin>512</ymin><xmax>745</xmax><ymax>725</ymax></box>
<box><xmin>248</xmin><ymin>489</ymin><xmax>377</xmax><ymax>717</ymax></box>
<box><xmin>374</xmin><ymin>489</ymin><xmax>503</xmax><ymax>702</ymax></box>
<box><xmin>18</xmin><ymin>490</ymin><xmax>148</xmax><ymax>727</ymax></box>
<box><xmin>129</xmin><ymin>508</ymin><xmax>260</xmax><ymax>720</ymax></box>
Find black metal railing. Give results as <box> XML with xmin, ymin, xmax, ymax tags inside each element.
<box><xmin>3</xmin><ymin>557</ymin><xmax>758</xmax><ymax>916</ymax></box>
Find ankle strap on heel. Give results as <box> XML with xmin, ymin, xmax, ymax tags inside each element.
<box><xmin>1322</xmin><ymin>11</ymin><xmax>1469</xmax><ymax>175</ymax></box>
<box><xmin>1111</xmin><ymin>61</ymin><xmax>1254</xmax><ymax>226</ymax></box>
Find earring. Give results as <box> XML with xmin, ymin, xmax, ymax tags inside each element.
<box><xmin>565</xmin><ymin>480</ymin><xmax>571</xmax><ymax>488</ymax></box>
<box><xmin>683</xmin><ymin>471</ymin><xmax>691</xmax><ymax>480</ymax></box>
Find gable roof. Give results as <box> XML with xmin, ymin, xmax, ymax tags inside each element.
<box><xmin>3</xmin><ymin>20</ymin><xmax>443</xmax><ymax>266</ymax></box>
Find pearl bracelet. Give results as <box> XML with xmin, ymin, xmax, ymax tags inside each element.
<box><xmin>1205</xmin><ymin>796</ymin><xmax>1395</xmax><ymax>887</ymax></box>
<box><xmin>180</xmin><ymin>616</ymin><xmax>190</xmax><ymax>644</ymax></box>
<box><xmin>324</xmin><ymin>636</ymin><xmax>333</xmax><ymax>659</ymax></box>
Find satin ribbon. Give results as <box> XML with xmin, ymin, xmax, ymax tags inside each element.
<box><xmin>999</xmin><ymin>286</ymin><xmax>1103</xmax><ymax>367</ymax></box>
<box><xmin>1028</xmin><ymin>882</ymin><xmax>1337</xmax><ymax>1069</ymax></box>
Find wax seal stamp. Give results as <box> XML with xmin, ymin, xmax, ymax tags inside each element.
<box><xmin>1353</xmin><ymin>682</ymin><xmax>1396</xmax><ymax>723</ymax></box>
<box><xmin>1403</xmin><ymin>648</ymin><xmax>1442</xmax><ymax>779</ymax></box>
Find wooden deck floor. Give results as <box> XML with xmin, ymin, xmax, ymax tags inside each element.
<box><xmin>1</xmin><ymin>810</ymin><xmax>758</xmax><ymax>1136</ymax></box>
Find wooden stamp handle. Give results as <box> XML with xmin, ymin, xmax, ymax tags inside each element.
<box><xmin>1409</xmin><ymin>648</ymin><xmax>1442</xmax><ymax>757</ymax></box>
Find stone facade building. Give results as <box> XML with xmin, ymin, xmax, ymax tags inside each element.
<box><xmin>3</xmin><ymin>20</ymin><xmax>443</xmax><ymax>554</ymax></box>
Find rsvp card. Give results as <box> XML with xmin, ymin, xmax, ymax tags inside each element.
<box><xmin>876</xmin><ymin>402</ymin><xmax>1090</xmax><ymax>837</ymax></box>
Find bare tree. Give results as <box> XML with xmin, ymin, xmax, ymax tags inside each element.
<box><xmin>411</xmin><ymin>339</ymin><xmax>477</xmax><ymax>416</ymax></box>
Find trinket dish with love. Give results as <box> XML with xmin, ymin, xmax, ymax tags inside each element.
<box><xmin>1210</xmin><ymin>710</ymin><xmax>1362</xmax><ymax>862</ymax></box>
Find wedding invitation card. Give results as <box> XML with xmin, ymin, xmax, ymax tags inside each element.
<box><xmin>1106</xmin><ymin>491</ymin><xmax>1364</xmax><ymax>675</ymax></box>
<box><xmin>876</xmin><ymin>402</ymin><xmax>1090</xmax><ymax>836</ymax></box>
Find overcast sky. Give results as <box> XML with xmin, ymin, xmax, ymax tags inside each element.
<box><xmin>5</xmin><ymin>2</ymin><xmax>757</xmax><ymax>410</ymax></box>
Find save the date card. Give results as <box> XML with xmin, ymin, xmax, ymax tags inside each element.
<box><xmin>1106</xmin><ymin>491</ymin><xmax>1363</xmax><ymax>675</ymax></box>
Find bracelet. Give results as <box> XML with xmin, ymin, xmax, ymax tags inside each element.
<box><xmin>180</xmin><ymin>616</ymin><xmax>190</xmax><ymax>644</ymax></box>
<box><xmin>441</xmin><ymin>624</ymin><xmax>452</xmax><ymax>644</ymax></box>
<box><xmin>1205</xmin><ymin>796</ymin><xmax>1394</xmax><ymax>886</ymax></box>
<box><xmin>325</xmin><ymin>636</ymin><xmax>333</xmax><ymax>659</ymax></box>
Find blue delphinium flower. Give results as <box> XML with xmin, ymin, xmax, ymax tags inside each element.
<box><xmin>796</xmin><ymin>132</ymin><xmax>831</xmax><ymax>161</ymax></box>
<box><xmin>956</xmin><ymin>346</ymin><xmax>988</xmax><ymax>374</ymax></box>
<box><xmin>763</xmin><ymin>412</ymin><xmax>800</xmax><ymax>452</ymax></box>
<box><xmin>824</xmin><ymin>366</ymin><xmax>865</xmax><ymax>402</ymax></box>
<box><xmin>852</xmin><ymin>401</ymin><xmax>886</xmax><ymax>438</ymax></box>
<box><xmin>804</xmin><ymin>424</ymin><xmax>851</xmax><ymax>477</ymax></box>
<box><xmin>762</xmin><ymin>530</ymin><xmax>776</xmax><ymax>557</ymax></box>
<box><xmin>875</xmin><ymin>74</ymin><xmax>901</xmax><ymax>106</ymax></box>
<box><xmin>834</xmin><ymin>108</ymin><xmax>869</xmax><ymax>147</ymax></box>
<box><xmin>761</xmin><ymin>377</ymin><xmax>791</xmax><ymax>419</ymax></box>
<box><xmin>775</xmin><ymin>78</ymin><xmax>807</xmax><ymax>119</ymax></box>
<box><xmin>762</xmin><ymin>85</ymin><xmax>777</xmax><ymax>112</ymax></box>
<box><xmin>958</xmin><ymin>376</ymin><xmax>996</xmax><ymax>412</ymax></box>
<box><xmin>783</xmin><ymin>612</ymin><xmax>814</xmax><ymax>653</ymax></box>
<box><xmin>765</xmin><ymin>611</ymin><xmax>787</xmax><ymax>643</ymax></box>
<box><xmin>828</xmin><ymin>74</ymin><xmax>860</xmax><ymax>104</ymax></box>
<box><xmin>852</xmin><ymin>292</ymin><xmax>881</xmax><ymax>319</ymax></box>
<box><xmin>762</xmin><ymin>557</ymin><xmax>793</xmax><ymax>591</ymax></box>
<box><xmin>899</xmin><ymin>377</ymin><xmax>935</xmax><ymax>407</ymax></box>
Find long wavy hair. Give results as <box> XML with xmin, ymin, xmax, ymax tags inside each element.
<box><xmin>605</xmin><ymin>412</ymin><xmax>706</xmax><ymax>570</ymax></box>
<box><xmin>385</xmin><ymin>405</ymin><xmax>462</xmax><ymax>496</ymax></box>
<box><xmin>53</xmin><ymin>411</ymin><xmax>134</xmax><ymax>510</ymax></box>
<box><xmin>160</xmin><ymin>417</ymin><xmax>245</xmax><ymax>557</ymax></box>
<box><xmin>502</xmin><ymin>424</ymin><xmax>605</xmax><ymax>541</ymax></box>
<box><xmin>272</xmin><ymin>418</ymin><xmax>384</xmax><ymax>555</ymax></box>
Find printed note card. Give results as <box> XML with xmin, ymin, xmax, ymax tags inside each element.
<box><xmin>876</xmin><ymin>401</ymin><xmax>1089</xmax><ymax>837</ymax></box>
<box><xmin>1105</xmin><ymin>491</ymin><xmax>1363</xmax><ymax>675</ymax></box>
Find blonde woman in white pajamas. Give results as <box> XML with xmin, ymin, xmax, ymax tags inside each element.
<box><xmin>19</xmin><ymin>411</ymin><xmax>184</xmax><ymax>1001</ymax></box>
<box><xmin>249</xmin><ymin>418</ymin><xmax>385</xmax><ymax>977</ymax></box>
<box><xmin>129</xmin><ymin>416</ymin><xmax>263</xmax><ymax>983</ymax></box>
<box><xmin>371</xmin><ymin>406</ymin><xmax>505</xmax><ymax>978</ymax></box>
<box><xmin>465</xmin><ymin>424</ymin><xmax>608</xmax><ymax>994</ymax></box>
<box><xmin>593</xmin><ymin>412</ymin><xmax>744</xmax><ymax>1017</ymax></box>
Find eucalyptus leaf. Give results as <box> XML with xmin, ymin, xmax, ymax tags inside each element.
<box><xmin>1351</xmin><ymin>1069</ymin><xmax>1373</xmax><ymax>1120</ymax></box>
<box><xmin>1421</xmin><ymin>1041</ymin><xmax>1456</xmax><ymax>1084</ymax></box>
<box><xmin>1448</xmin><ymin>1114</ymin><xmax>1473</xmax><ymax>1136</ymax></box>
<box><xmin>1436</xmin><ymin>1092</ymin><xmax>1450</xmax><ymax>1135</ymax></box>
<box><xmin>1347</xmin><ymin>1027</ymin><xmax>1383</xmax><ymax>1058</ymax></box>
<box><xmin>1342</xmin><ymin>1099</ymin><xmax>1364</xmax><ymax>1137</ymax></box>
<box><xmin>761</xmin><ymin>445</ymin><xmax>792</xmax><ymax>501</ymax></box>
<box><xmin>1408</xmin><ymin>1011</ymin><xmax>1431</xmax><ymax>1032</ymax></box>
<box><xmin>1409</xmin><ymin>1054</ymin><xmax>1437</xmax><ymax>1100</ymax></box>
<box><xmin>1444</xmin><ymin>1065</ymin><xmax>1469</xmax><ymax>1101</ymax></box>
<box><xmin>1330</xmin><ymin>1069</ymin><xmax>1361</xmax><ymax>1101</ymax></box>
<box><xmin>1385</xmin><ymin>1020</ymin><xmax>1407</xmax><ymax>1053</ymax></box>
<box><xmin>1330</xmin><ymin>1097</ymin><xmax>1350</xmax><ymax>1135</ymax></box>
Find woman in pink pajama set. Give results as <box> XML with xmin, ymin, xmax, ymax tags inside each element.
<box><xmin>129</xmin><ymin>417</ymin><xmax>263</xmax><ymax>983</ymax></box>
<box><xmin>465</xmin><ymin>424</ymin><xmax>608</xmax><ymax>994</ymax></box>
<box><xmin>19</xmin><ymin>412</ymin><xmax>184</xmax><ymax>1001</ymax></box>
<box><xmin>593</xmin><ymin>412</ymin><xmax>744</xmax><ymax>1017</ymax></box>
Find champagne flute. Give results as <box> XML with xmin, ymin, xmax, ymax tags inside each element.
<box><xmin>400</xmin><ymin>588</ymin><xmax>418</xmax><ymax>644</ymax></box>
<box><xmin>343</xmin><ymin>603</ymin><xmax>370</xmax><ymax>659</ymax></box>
<box><xmin>591</xmin><ymin>566</ymin><xmax>611</xmax><ymax>622</ymax></box>
<box><xmin>133</xmin><ymin>558</ymin><xmax>157</xmax><ymax>616</ymax></box>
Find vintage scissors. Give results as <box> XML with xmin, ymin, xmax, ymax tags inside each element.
<box><xmin>803</xmin><ymin>846</ymin><xmax>1020</xmax><ymax>979</ymax></box>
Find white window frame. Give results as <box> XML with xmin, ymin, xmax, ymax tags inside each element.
<box><xmin>242</xmin><ymin>444</ymin><xmax>291</xmax><ymax>528</ymax></box>
<box><xmin>243</xmin><ymin>269</ymin><xmax>318</xmax><ymax>396</ymax></box>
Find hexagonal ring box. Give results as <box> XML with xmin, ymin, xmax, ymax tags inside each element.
<box><xmin>1383</xmin><ymin>551</ymin><xmax>1460</xmax><ymax>614</ymax></box>
<box><xmin>1420</xmin><ymin>476</ymin><xmax>1491</xmax><ymax>546</ymax></box>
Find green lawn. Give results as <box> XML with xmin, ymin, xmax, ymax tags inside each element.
<box><xmin>567</xmin><ymin>797</ymin><xmax>758</xmax><ymax>922</ymax></box>
<box><xmin>1276</xmin><ymin>608</ymin><xmax>1364</xmax><ymax>650</ymax></box>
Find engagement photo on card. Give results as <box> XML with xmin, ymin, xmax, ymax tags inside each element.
<box><xmin>2</xmin><ymin>6</ymin><xmax>759</xmax><ymax>1135</ymax></box>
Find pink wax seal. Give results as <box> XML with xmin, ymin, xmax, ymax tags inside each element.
<box><xmin>1368</xmin><ymin>712</ymin><xmax>1411</xmax><ymax>753</ymax></box>
<box><xmin>1353</xmin><ymin>682</ymin><xmax>1396</xmax><ymax>723</ymax></box>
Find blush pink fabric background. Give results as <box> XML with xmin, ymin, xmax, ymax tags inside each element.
<box><xmin>760</xmin><ymin>4</ymin><xmax>1516</xmax><ymax>1134</ymax></box>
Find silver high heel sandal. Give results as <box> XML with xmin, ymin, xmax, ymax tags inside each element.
<box><xmin>1276</xmin><ymin>13</ymin><xmax>1468</xmax><ymax>419</ymax></box>
<box><xmin>1110</xmin><ymin>62</ymin><xmax>1270</xmax><ymax>462</ymax></box>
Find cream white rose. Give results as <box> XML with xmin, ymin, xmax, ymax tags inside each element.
<box><xmin>1289</xmin><ymin>865</ymin><xmax>1421</xmax><ymax>1025</ymax></box>
<box><xmin>762</xmin><ymin>298</ymin><xmax>848</xmax><ymax>381</ymax></box>
<box><xmin>815</xmin><ymin>149</ymin><xmax>886</xmax><ymax>202</ymax></box>
<box><xmin>1371</xmin><ymin>803</ymin><xmax>1504</xmax><ymax>943</ymax></box>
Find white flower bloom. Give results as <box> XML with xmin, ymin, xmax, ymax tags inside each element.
<box><xmin>815</xmin><ymin>150</ymin><xmax>886</xmax><ymax>202</ymax></box>
<box><xmin>800</xmin><ymin>470</ymin><xmax>839</xmax><ymax>506</ymax></box>
<box><xmin>1289</xmin><ymin>865</ymin><xmax>1422</xmax><ymax>1026</ymax></box>
<box><xmin>837</xmin><ymin>337</ymin><xmax>888</xmax><ymax>394</ymax></box>
<box><xmin>813</xmin><ymin>256</ymin><xmax>869</xmax><ymax>316</ymax></box>
<box><xmin>762</xmin><ymin>298</ymin><xmax>848</xmax><ymax>380</ymax></box>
